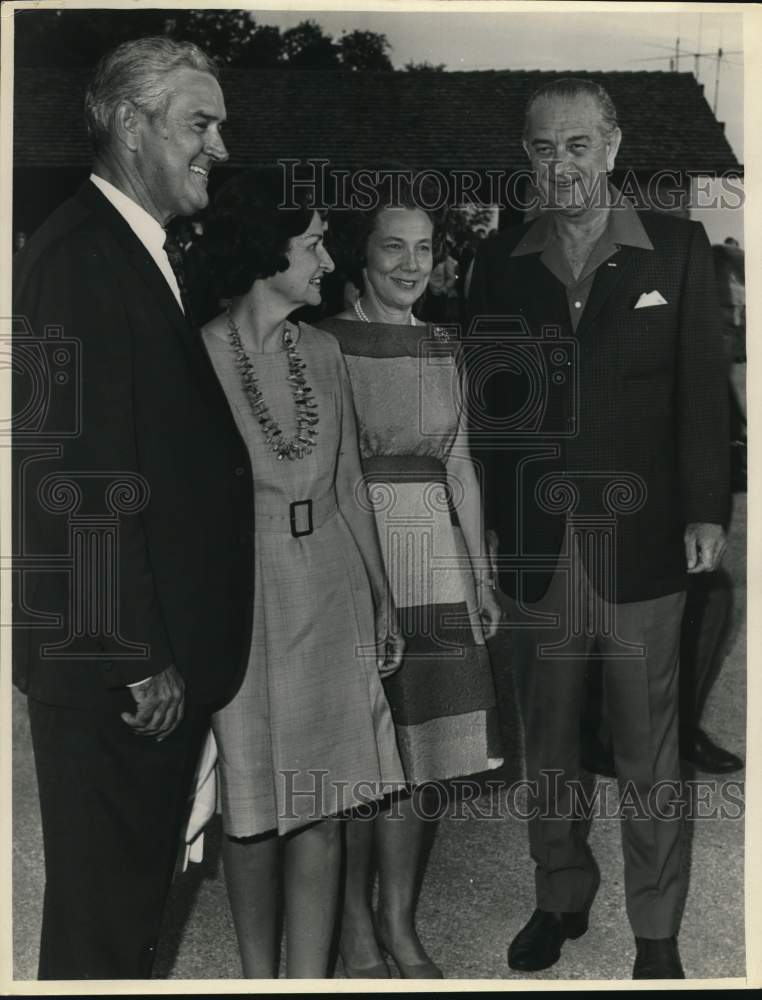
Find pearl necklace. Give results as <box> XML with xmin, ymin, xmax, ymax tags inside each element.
<box><xmin>354</xmin><ymin>297</ymin><xmax>420</xmax><ymax>326</ymax></box>
<box><xmin>353</xmin><ymin>297</ymin><xmax>373</xmax><ymax>323</ymax></box>
<box><xmin>225</xmin><ymin>306</ymin><xmax>318</xmax><ymax>461</ymax></box>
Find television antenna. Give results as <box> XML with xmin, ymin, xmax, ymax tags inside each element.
<box><xmin>632</xmin><ymin>39</ymin><xmax>742</xmax><ymax>114</ymax></box>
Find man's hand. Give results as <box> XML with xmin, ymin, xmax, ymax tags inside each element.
<box><xmin>684</xmin><ymin>522</ymin><xmax>727</xmax><ymax>574</ymax></box>
<box><xmin>478</xmin><ymin>584</ymin><xmax>503</xmax><ymax>640</ymax></box>
<box><xmin>485</xmin><ymin>529</ymin><xmax>499</xmax><ymax>578</ymax></box>
<box><xmin>376</xmin><ymin>603</ymin><xmax>405</xmax><ymax>678</ymax></box>
<box><xmin>121</xmin><ymin>664</ymin><xmax>185</xmax><ymax>740</ymax></box>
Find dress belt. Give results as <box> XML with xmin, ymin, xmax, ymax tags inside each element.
<box><xmin>255</xmin><ymin>487</ymin><xmax>337</xmax><ymax>538</ymax></box>
<box><xmin>363</xmin><ymin>454</ymin><xmax>447</xmax><ymax>483</ymax></box>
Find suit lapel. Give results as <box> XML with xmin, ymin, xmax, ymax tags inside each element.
<box><xmin>77</xmin><ymin>182</ymin><xmax>224</xmax><ymax>401</ymax></box>
<box><xmin>576</xmin><ymin>244</ymin><xmax>639</xmax><ymax>333</ymax></box>
<box><xmin>78</xmin><ymin>182</ymin><xmax>206</xmax><ymax>346</ymax></box>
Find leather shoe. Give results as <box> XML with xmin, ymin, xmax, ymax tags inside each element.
<box><xmin>633</xmin><ymin>936</ymin><xmax>685</xmax><ymax>979</ymax></box>
<box><xmin>508</xmin><ymin>908</ymin><xmax>589</xmax><ymax>972</ymax></box>
<box><xmin>680</xmin><ymin>727</ymin><xmax>744</xmax><ymax>773</ymax></box>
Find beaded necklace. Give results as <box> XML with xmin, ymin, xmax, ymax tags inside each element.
<box><xmin>225</xmin><ymin>305</ymin><xmax>318</xmax><ymax>461</ymax></box>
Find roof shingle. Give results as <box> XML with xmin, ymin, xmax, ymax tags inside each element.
<box><xmin>13</xmin><ymin>67</ymin><xmax>742</xmax><ymax>175</ymax></box>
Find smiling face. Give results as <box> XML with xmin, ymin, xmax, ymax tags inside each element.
<box><xmin>363</xmin><ymin>208</ymin><xmax>434</xmax><ymax>314</ymax></box>
<box><xmin>267</xmin><ymin>211</ymin><xmax>335</xmax><ymax>310</ymax></box>
<box><xmin>132</xmin><ymin>67</ymin><xmax>228</xmax><ymax>223</ymax></box>
<box><xmin>523</xmin><ymin>94</ymin><xmax>621</xmax><ymax>216</ymax></box>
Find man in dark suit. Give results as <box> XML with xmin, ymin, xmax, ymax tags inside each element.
<box><xmin>13</xmin><ymin>37</ymin><xmax>253</xmax><ymax>979</ymax></box>
<box><xmin>468</xmin><ymin>78</ymin><xmax>728</xmax><ymax>979</ymax></box>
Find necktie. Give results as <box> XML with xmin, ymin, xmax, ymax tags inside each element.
<box><xmin>163</xmin><ymin>231</ymin><xmax>193</xmax><ymax>323</ymax></box>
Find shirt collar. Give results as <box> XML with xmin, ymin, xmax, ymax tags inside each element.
<box><xmin>511</xmin><ymin>185</ymin><xmax>653</xmax><ymax>258</ymax></box>
<box><xmin>511</xmin><ymin>210</ymin><xmax>555</xmax><ymax>256</ymax></box>
<box><xmin>606</xmin><ymin>194</ymin><xmax>653</xmax><ymax>251</ymax></box>
<box><xmin>90</xmin><ymin>173</ymin><xmax>168</xmax><ymax>258</ymax></box>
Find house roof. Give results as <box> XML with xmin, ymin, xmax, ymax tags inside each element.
<box><xmin>13</xmin><ymin>67</ymin><xmax>742</xmax><ymax>175</ymax></box>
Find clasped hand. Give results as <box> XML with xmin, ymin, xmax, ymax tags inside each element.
<box><xmin>375</xmin><ymin>604</ymin><xmax>405</xmax><ymax>678</ymax></box>
<box><xmin>121</xmin><ymin>664</ymin><xmax>185</xmax><ymax>740</ymax></box>
<box><xmin>480</xmin><ymin>527</ymin><xmax>505</xmax><ymax>639</ymax></box>
<box><xmin>478</xmin><ymin>584</ymin><xmax>503</xmax><ymax>640</ymax></box>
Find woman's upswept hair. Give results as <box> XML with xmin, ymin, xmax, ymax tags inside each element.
<box><xmin>84</xmin><ymin>36</ymin><xmax>218</xmax><ymax>152</ymax></box>
<box><xmin>327</xmin><ymin>166</ymin><xmax>447</xmax><ymax>290</ymax></box>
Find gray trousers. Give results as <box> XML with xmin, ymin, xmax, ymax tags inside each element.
<box><xmin>509</xmin><ymin>549</ymin><xmax>686</xmax><ymax>938</ymax></box>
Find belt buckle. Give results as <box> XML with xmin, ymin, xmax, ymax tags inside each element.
<box><xmin>289</xmin><ymin>499</ymin><xmax>313</xmax><ymax>538</ymax></box>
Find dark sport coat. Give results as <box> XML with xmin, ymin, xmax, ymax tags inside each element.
<box><xmin>13</xmin><ymin>180</ymin><xmax>254</xmax><ymax>707</ymax></box>
<box><xmin>467</xmin><ymin>209</ymin><xmax>730</xmax><ymax>604</ymax></box>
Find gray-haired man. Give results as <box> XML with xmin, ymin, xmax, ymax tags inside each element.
<box><xmin>469</xmin><ymin>77</ymin><xmax>728</xmax><ymax>979</ymax></box>
<box><xmin>14</xmin><ymin>37</ymin><xmax>253</xmax><ymax>978</ymax></box>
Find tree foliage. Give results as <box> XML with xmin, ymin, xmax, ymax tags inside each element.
<box><xmin>14</xmin><ymin>9</ymin><xmax>398</xmax><ymax>71</ymax></box>
<box><xmin>337</xmin><ymin>30</ymin><xmax>393</xmax><ymax>72</ymax></box>
<box><xmin>404</xmin><ymin>60</ymin><xmax>446</xmax><ymax>73</ymax></box>
<box><xmin>281</xmin><ymin>20</ymin><xmax>336</xmax><ymax>68</ymax></box>
<box><xmin>170</xmin><ymin>10</ymin><xmax>281</xmax><ymax>67</ymax></box>
<box><xmin>15</xmin><ymin>9</ymin><xmax>169</xmax><ymax>66</ymax></box>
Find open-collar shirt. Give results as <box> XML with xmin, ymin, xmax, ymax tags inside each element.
<box><xmin>510</xmin><ymin>190</ymin><xmax>653</xmax><ymax>331</ymax></box>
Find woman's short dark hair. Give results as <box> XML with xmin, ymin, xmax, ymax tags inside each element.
<box><xmin>201</xmin><ymin>168</ymin><xmax>316</xmax><ymax>299</ymax></box>
<box><xmin>327</xmin><ymin>168</ymin><xmax>447</xmax><ymax>290</ymax></box>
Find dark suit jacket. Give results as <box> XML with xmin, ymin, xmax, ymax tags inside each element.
<box><xmin>13</xmin><ymin>181</ymin><xmax>254</xmax><ymax>708</ymax></box>
<box><xmin>467</xmin><ymin>210</ymin><xmax>730</xmax><ymax>604</ymax></box>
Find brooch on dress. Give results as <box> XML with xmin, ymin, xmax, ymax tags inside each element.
<box><xmin>431</xmin><ymin>325</ymin><xmax>459</xmax><ymax>343</ymax></box>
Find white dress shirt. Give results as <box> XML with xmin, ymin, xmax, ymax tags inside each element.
<box><xmin>89</xmin><ymin>173</ymin><xmax>184</xmax><ymax>313</ymax></box>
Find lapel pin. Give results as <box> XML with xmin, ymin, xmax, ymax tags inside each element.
<box><xmin>607</xmin><ymin>262</ymin><xmax>617</xmax><ymax>267</ymax></box>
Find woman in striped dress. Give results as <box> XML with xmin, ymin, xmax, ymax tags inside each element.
<box><xmin>318</xmin><ymin>180</ymin><xmax>503</xmax><ymax>978</ymax></box>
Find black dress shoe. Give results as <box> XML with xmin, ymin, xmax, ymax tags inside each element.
<box><xmin>633</xmin><ymin>936</ymin><xmax>685</xmax><ymax>979</ymax></box>
<box><xmin>680</xmin><ymin>726</ymin><xmax>744</xmax><ymax>773</ymax></box>
<box><xmin>580</xmin><ymin>735</ymin><xmax>616</xmax><ymax>778</ymax></box>
<box><xmin>508</xmin><ymin>908</ymin><xmax>589</xmax><ymax>972</ymax></box>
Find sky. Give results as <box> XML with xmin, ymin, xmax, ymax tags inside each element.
<box><xmin>252</xmin><ymin>7</ymin><xmax>743</xmax><ymax>154</ymax></box>
<box><xmin>250</xmin><ymin>5</ymin><xmax>745</xmax><ymax>244</ymax></box>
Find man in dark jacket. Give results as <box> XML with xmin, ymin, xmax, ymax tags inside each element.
<box><xmin>468</xmin><ymin>78</ymin><xmax>728</xmax><ymax>979</ymax></box>
<box><xmin>13</xmin><ymin>37</ymin><xmax>253</xmax><ymax>978</ymax></box>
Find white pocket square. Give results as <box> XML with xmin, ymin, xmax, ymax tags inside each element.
<box><xmin>635</xmin><ymin>290</ymin><xmax>668</xmax><ymax>309</ymax></box>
